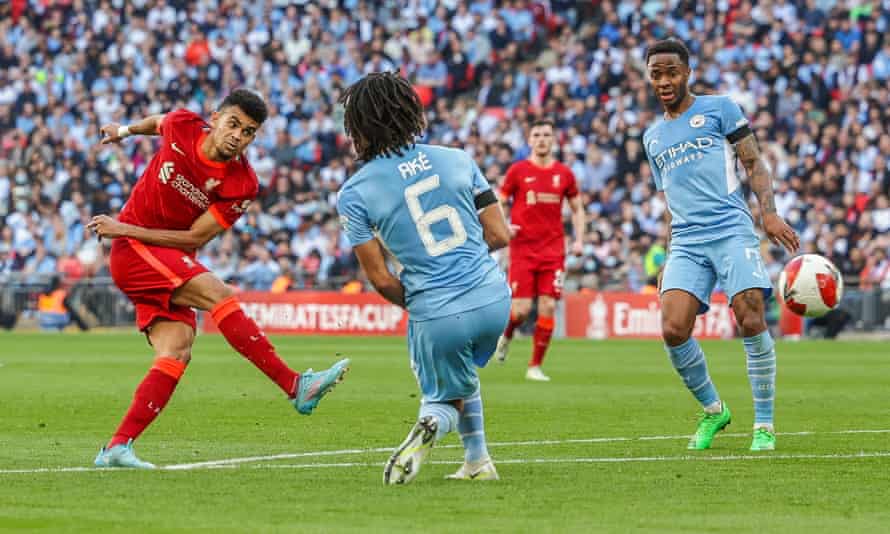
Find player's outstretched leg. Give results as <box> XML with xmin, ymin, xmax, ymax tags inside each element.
<box><xmin>176</xmin><ymin>274</ymin><xmax>349</xmax><ymax>412</ymax></box>
<box><xmin>384</xmin><ymin>402</ymin><xmax>457</xmax><ymax>485</ymax></box>
<box><xmin>446</xmin><ymin>388</ymin><xmax>498</xmax><ymax>481</ymax></box>
<box><xmin>292</xmin><ymin>358</ymin><xmax>350</xmax><ymax>415</ymax></box>
<box><xmin>666</xmin><ymin>338</ymin><xmax>731</xmax><ymax>450</ymax></box>
<box><xmin>96</xmin><ymin>321</ymin><xmax>191</xmax><ymax>468</ymax></box>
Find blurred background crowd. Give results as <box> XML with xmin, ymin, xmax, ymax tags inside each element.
<box><xmin>1</xmin><ymin>0</ymin><xmax>889</xmax><ymax>302</ymax></box>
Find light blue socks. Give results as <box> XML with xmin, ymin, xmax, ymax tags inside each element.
<box><xmin>666</xmin><ymin>337</ymin><xmax>720</xmax><ymax>409</ymax></box>
<box><xmin>744</xmin><ymin>331</ymin><xmax>776</xmax><ymax>427</ymax></box>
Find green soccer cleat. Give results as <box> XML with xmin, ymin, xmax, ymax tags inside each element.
<box><xmin>293</xmin><ymin>358</ymin><xmax>350</xmax><ymax>415</ymax></box>
<box><xmin>687</xmin><ymin>402</ymin><xmax>731</xmax><ymax>450</ymax></box>
<box><xmin>384</xmin><ymin>416</ymin><xmax>438</xmax><ymax>485</ymax></box>
<box><xmin>94</xmin><ymin>440</ymin><xmax>156</xmax><ymax>469</ymax></box>
<box><xmin>750</xmin><ymin>428</ymin><xmax>776</xmax><ymax>451</ymax></box>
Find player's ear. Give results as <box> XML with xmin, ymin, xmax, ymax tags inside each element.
<box><xmin>209</xmin><ymin>111</ymin><xmax>220</xmax><ymax>128</ymax></box>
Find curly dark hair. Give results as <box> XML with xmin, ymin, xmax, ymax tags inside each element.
<box><xmin>338</xmin><ymin>72</ymin><xmax>426</xmax><ymax>161</ymax></box>
<box><xmin>645</xmin><ymin>39</ymin><xmax>691</xmax><ymax>66</ymax></box>
<box><xmin>219</xmin><ymin>89</ymin><xmax>268</xmax><ymax>124</ymax></box>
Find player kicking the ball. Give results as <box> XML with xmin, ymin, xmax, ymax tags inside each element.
<box><xmin>87</xmin><ymin>89</ymin><xmax>348</xmax><ymax>468</ymax></box>
<box><xmin>494</xmin><ymin>118</ymin><xmax>586</xmax><ymax>381</ymax></box>
<box><xmin>643</xmin><ymin>40</ymin><xmax>799</xmax><ymax>451</ymax></box>
<box><xmin>336</xmin><ymin>72</ymin><xmax>512</xmax><ymax>484</ymax></box>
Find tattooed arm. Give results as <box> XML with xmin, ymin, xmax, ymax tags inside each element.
<box><xmin>734</xmin><ymin>134</ymin><xmax>800</xmax><ymax>253</ymax></box>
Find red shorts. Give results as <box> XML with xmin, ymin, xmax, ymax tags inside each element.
<box><xmin>110</xmin><ymin>238</ymin><xmax>209</xmax><ymax>331</ymax></box>
<box><xmin>508</xmin><ymin>257</ymin><xmax>565</xmax><ymax>300</ymax></box>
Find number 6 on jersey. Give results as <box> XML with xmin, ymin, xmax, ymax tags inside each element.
<box><xmin>405</xmin><ymin>175</ymin><xmax>467</xmax><ymax>256</ymax></box>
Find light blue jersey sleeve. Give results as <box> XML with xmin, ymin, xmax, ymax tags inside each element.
<box><xmin>718</xmin><ymin>97</ymin><xmax>749</xmax><ymax>138</ymax></box>
<box><xmin>471</xmin><ymin>159</ymin><xmax>492</xmax><ymax>196</ymax></box>
<box><xmin>336</xmin><ymin>186</ymin><xmax>375</xmax><ymax>247</ymax></box>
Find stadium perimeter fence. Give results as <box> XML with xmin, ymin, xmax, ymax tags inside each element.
<box><xmin>2</xmin><ymin>274</ymin><xmax>889</xmax><ymax>337</ymax></box>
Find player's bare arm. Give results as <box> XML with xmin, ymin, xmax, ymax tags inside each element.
<box><xmin>479</xmin><ymin>203</ymin><xmax>511</xmax><ymax>252</ymax></box>
<box><xmin>352</xmin><ymin>239</ymin><xmax>406</xmax><ymax>308</ymax></box>
<box><xmin>87</xmin><ymin>210</ymin><xmax>224</xmax><ymax>251</ymax></box>
<box><xmin>658</xmin><ymin>194</ymin><xmax>671</xmax><ymax>291</ymax></box>
<box><xmin>734</xmin><ymin>134</ymin><xmax>800</xmax><ymax>253</ymax></box>
<box><xmin>569</xmin><ymin>196</ymin><xmax>585</xmax><ymax>255</ymax></box>
<box><xmin>100</xmin><ymin>114</ymin><xmax>165</xmax><ymax>144</ymax></box>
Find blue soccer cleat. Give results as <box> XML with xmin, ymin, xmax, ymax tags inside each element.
<box><xmin>293</xmin><ymin>358</ymin><xmax>350</xmax><ymax>415</ymax></box>
<box><xmin>94</xmin><ymin>440</ymin><xmax>156</xmax><ymax>469</ymax></box>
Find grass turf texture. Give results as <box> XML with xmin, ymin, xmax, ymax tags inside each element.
<box><xmin>1</xmin><ymin>333</ymin><xmax>888</xmax><ymax>533</ymax></box>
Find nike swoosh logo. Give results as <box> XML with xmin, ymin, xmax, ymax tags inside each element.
<box><xmin>171</xmin><ymin>143</ymin><xmax>186</xmax><ymax>156</ymax></box>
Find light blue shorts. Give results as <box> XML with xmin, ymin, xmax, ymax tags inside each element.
<box><xmin>408</xmin><ymin>296</ymin><xmax>511</xmax><ymax>403</ymax></box>
<box><xmin>661</xmin><ymin>234</ymin><xmax>773</xmax><ymax>314</ymax></box>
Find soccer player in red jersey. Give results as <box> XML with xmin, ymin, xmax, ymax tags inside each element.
<box><xmin>495</xmin><ymin>119</ymin><xmax>586</xmax><ymax>381</ymax></box>
<box><xmin>86</xmin><ymin>90</ymin><xmax>349</xmax><ymax>468</ymax></box>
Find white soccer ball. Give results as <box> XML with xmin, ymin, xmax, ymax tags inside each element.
<box><xmin>778</xmin><ymin>254</ymin><xmax>844</xmax><ymax>318</ymax></box>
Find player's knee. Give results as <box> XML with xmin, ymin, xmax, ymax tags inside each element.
<box><xmin>737</xmin><ymin>313</ymin><xmax>767</xmax><ymax>337</ymax></box>
<box><xmin>537</xmin><ymin>300</ymin><xmax>556</xmax><ymax>318</ymax></box>
<box><xmin>512</xmin><ymin>303</ymin><xmax>532</xmax><ymax>321</ymax></box>
<box><xmin>662</xmin><ymin>319</ymin><xmax>693</xmax><ymax>346</ymax></box>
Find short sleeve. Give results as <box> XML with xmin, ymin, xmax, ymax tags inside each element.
<box><xmin>643</xmin><ymin>136</ymin><xmax>663</xmax><ymax>191</ymax></box>
<box><xmin>470</xmin><ymin>158</ymin><xmax>492</xmax><ymax>196</ymax></box>
<box><xmin>158</xmin><ymin>108</ymin><xmax>200</xmax><ymax>138</ymax></box>
<box><xmin>336</xmin><ymin>186</ymin><xmax>375</xmax><ymax>247</ymax></box>
<box><xmin>564</xmin><ymin>166</ymin><xmax>579</xmax><ymax>198</ymax></box>
<box><xmin>209</xmin><ymin>198</ymin><xmax>253</xmax><ymax>229</ymax></box>
<box><xmin>719</xmin><ymin>97</ymin><xmax>750</xmax><ymax>140</ymax></box>
<box><xmin>500</xmin><ymin>162</ymin><xmax>518</xmax><ymax>198</ymax></box>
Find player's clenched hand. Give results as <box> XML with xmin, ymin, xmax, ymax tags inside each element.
<box><xmin>763</xmin><ymin>213</ymin><xmax>800</xmax><ymax>253</ymax></box>
<box><xmin>87</xmin><ymin>215</ymin><xmax>127</xmax><ymax>239</ymax></box>
<box><xmin>99</xmin><ymin>123</ymin><xmax>125</xmax><ymax>144</ymax></box>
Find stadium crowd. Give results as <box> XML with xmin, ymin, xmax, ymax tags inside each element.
<box><xmin>1</xmin><ymin>0</ymin><xmax>889</xmax><ymax>298</ymax></box>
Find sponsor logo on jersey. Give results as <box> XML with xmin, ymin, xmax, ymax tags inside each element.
<box><xmin>170</xmin><ymin>175</ymin><xmax>210</xmax><ymax>209</ymax></box>
<box><xmin>171</xmin><ymin>142</ymin><xmax>186</xmax><ymax>156</ymax></box>
<box><xmin>524</xmin><ymin>177</ymin><xmax>536</xmax><ymax>183</ymax></box>
<box><xmin>652</xmin><ymin>137</ymin><xmax>715</xmax><ymax>173</ymax></box>
<box><xmin>204</xmin><ymin>178</ymin><xmax>221</xmax><ymax>192</ymax></box>
<box><xmin>689</xmin><ymin>114</ymin><xmax>706</xmax><ymax>128</ymax></box>
<box><xmin>552</xmin><ymin>174</ymin><xmax>560</xmax><ymax>187</ymax></box>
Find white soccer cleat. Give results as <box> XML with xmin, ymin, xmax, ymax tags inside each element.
<box><xmin>445</xmin><ymin>458</ymin><xmax>499</xmax><ymax>481</ymax></box>
<box><xmin>494</xmin><ymin>335</ymin><xmax>510</xmax><ymax>363</ymax></box>
<box><xmin>525</xmin><ymin>366</ymin><xmax>551</xmax><ymax>382</ymax></box>
<box><xmin>383</xmin><ymin>416</ymin><xmax>437</xmax><ymax>485</ymax></box>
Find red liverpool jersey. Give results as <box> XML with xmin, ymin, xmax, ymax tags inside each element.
<box><xmin>119</xmin><ymin>109</ymin><xmax>258</xmax><ymax>235</ymax></box>
<box><xmin>500</xmin><ymin>159</ymin><xmax>579</xmax><ymax>262</ymax></box>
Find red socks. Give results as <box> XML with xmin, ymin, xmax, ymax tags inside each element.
<box><xmin>530</xmin><ymin>316</ymin><xmax>555</xmax><ymax>368</ymax></box>
<box><xmin>503</xmin><ymin>313</ymin><xmax>523</xmax><ymax>340</ymax></box>
<box><xmin>210</xmin><ymin>296</ymin><xmax>299</xmax><ymax>397</ymax></box>
<box><xmin>108</xmin><ymin>357</ymin><xmax>186</xmax><ymax>448</ymax></box>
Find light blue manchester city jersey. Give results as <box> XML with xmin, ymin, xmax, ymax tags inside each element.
<box><xmin>643</xmin><ymin>95</ymin><xmax>757</xmax><ymax>245</ymax></box>
<box><xmin>337</xmin><ymin>144</ymin><xmax>508</xmax><ymax>321</ymax></box>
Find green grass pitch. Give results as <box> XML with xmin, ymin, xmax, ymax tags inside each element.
<box><xmin>1</xmin><ymin>332</ymin><xmax>888</xmax><ymax>533</ymax></box>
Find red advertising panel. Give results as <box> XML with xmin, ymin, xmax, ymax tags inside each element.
<box><xmin>202</xmin><ymin>291</ymin><xmax>407</xmax><ymax>336</ymax></box>
<box><xmin>564</xmin><ymin>292</ymin><xmax>734</xmax><ymax>340</ymax></box>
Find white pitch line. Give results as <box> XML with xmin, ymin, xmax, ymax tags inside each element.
<box><xmin>165</xmin><ymin>428</ymin><xmax>890</xmax><ymax>470</ymax></box>
<box><xmin>3</xmin><ymin>428</ymin><xmax>890</xmax><ymax>475</ymax></box>
<box><xmin>255</xmin><ymin>451</ymin><xmax>890</xmax><ymax>470</ymax></box>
